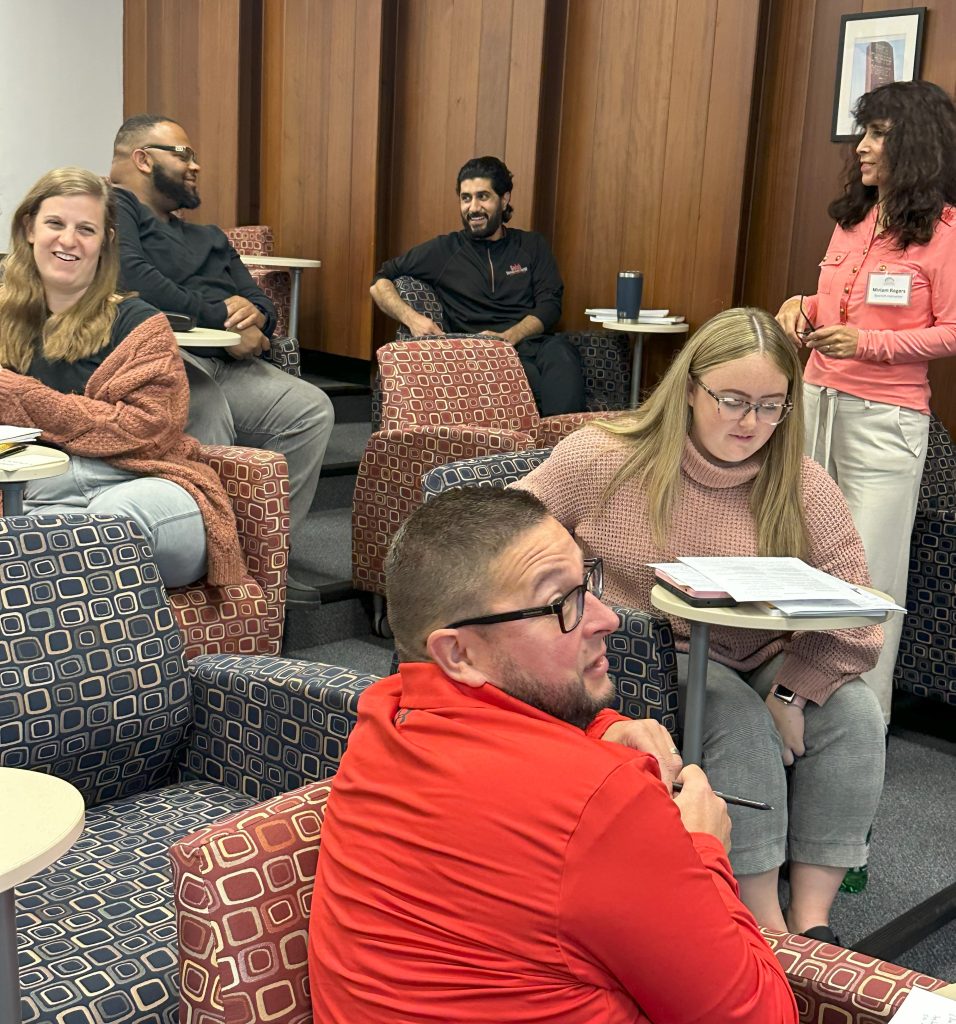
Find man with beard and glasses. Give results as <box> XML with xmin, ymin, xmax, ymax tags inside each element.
<box><xmin>370</xmin><ymin>156</ymin><xmax>586</xmax><ymax>415</ymax></box>
<box><xmin>109</xmin><ymin>114</ymin><xmax>334</xmax><ymax>606</ymax></box>
<box><xmin>308</xmin><ymin>486</ymin><xmax>798</xmax><ymax>1024</ymax></box>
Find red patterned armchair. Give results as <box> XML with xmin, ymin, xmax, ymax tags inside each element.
<box><xmin>224</xmin><ymin>225</ymin><xmax>301</xmax><ymax>376</ymax></box>
<box><xmin>169</xmin><ymin>445</ymin><xmax>290</xmax><ymax>659</ymax></box>
<box><xmin>171</xmin><ymin>778</ymin><xmax>950</xmax><ymax>1024</ymax></box>
<box><xmin>352</xmin><ymin>336</ymin><xmax>620</xmax><ymax>606</ymax></box>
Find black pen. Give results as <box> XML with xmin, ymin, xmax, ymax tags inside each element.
<box><xmin>671</xmin><ymin>781</ymin><xmax>772</xmax><ymax>811</ymax></box>
<box><xmin>0</xmin><ymin>444</ymin><xmax>28</xmax><ymax>460</ymax></box>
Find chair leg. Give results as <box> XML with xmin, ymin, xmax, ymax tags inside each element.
<box><xmin>372</xmin><ymin>594</ymin><xmax>393</xmax><ymax>639</ymax></box>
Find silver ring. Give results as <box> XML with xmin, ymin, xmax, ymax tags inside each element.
<box><xmin>670</xmin><ymin>747</ymin><xmax>679</xmax><ymax>754</ymax></box>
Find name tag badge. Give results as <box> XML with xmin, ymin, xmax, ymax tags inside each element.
<box><xmin>866</xmin><ymin>272</ymin><xmax>912</xmax><ymax>306</ymax></box>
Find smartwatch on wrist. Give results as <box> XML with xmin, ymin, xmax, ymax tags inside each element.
<box><xmin>771</xmin><ymin>685</ymin><xmax>807</xmax><ymax>709</ymax></box>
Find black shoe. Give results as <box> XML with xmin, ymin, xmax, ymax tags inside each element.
<box><xmin>801</xmin><ymin>925</ymin><xmax>842</xmax><ymax>946</ymax></box>
<box><xmin>285</xmin><ymin>572</ymin><xmax>323</xmax><ymax>607</ymax></box>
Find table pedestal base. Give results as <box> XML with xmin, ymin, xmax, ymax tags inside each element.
<box><xmin>0</xmin><ymin>887</ymin><xmax>21</xmax><ymax>1023</ymax></box>
<box><xmin>682</xmin><ymin>621</ymin><xmax>711</xmax><ymax>766</ymax></box>
<box><xmin>0</xmin><ymin>483</ymin><xmax>23</xmax><ymax>515</ymax></box>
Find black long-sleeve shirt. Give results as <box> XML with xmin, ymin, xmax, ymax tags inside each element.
<box><xmin>375</xmin><ymin>228</ymin><xmax>563</xmax><ymax>334</ymax></box>
<box><xmin>114</xmin><ymin>187</ymin><xmax>276</xmax><ymax>358</ymax></box>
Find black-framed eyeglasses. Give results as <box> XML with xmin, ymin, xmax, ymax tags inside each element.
<box><xmin>798</xmin><ymin>294</ymin><xmax>819</xmax><ymax>338</ymax></box>
<box><xmin>141</xmin><ymin>144</ymin><xmax>198</xmax><ymax>164</ymax></box>
<box><xmin>694</xmin><ymin>379</ymin><xmax>792</xmax><ymax>425</ymax></box>
<box><xmin>446</xmin><ymin>559</ymin><xmax>604</xmax><ymax>634</ymax></box>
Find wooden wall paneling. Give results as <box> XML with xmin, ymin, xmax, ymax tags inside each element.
<box><xmin>688</xmin><ymin>0</ymin><xmax>761</xmax><ymax>322</ymax></box>
<box><xmin>738</xmin><ymin>0</ymin><xmax>814</xmax><ymax>313</ymax></box>
<box><xmin>619</xmin><ymin>0</ymin><xmax>680</xmax><ymax>309</ymax></box>
<box><xmin>260</xmin><ymin>0</ymin><xmax>385</xmax><ymax>360</ymax></box>
<box><xmin>582</xmin><ymin>0</ymin><xmax>644</xmax><ymax>309</ymax></box>
<box><xmin>652</xmin><ymin>0</ymin><xmax>718</xmax><ymax>323</ymax></box>
<box><xmin>547</xmin><ymin>0</ymin><xmax>605</xmax><ymax>324</ymax></box>
<box><xmin>123</xmin><ymin>0</ymin><xmax>242</xmax><ymax>229</ymax></box>
<box><xmin>502</xmin><ymin>0</ymin><xmax>548</xmax><ymax>225</ymax></box>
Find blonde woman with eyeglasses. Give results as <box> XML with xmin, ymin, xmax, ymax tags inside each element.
<box><xmin>513</xmin><ymin>306</ymin><xmax>885</xmax><ymax>945</ymax></box>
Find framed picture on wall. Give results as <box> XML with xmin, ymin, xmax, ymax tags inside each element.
<box><xmin>831</xmin><ymin>7</ymin><xmax>926</xmax><ymax>142</ymax></box>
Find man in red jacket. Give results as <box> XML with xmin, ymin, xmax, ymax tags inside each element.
<box><xmin>309</xmin><ymin>486</ymin><xmax>798</xmax><ymax>1023</ymax></box>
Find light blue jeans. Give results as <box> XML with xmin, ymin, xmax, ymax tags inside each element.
<box><xmin>23</xmin><ymin>457</ymin><xmax>207</xmax><ymax>587</ymax></box>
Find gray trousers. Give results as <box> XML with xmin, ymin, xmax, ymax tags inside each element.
<box><xmin>23</xmin><ymin>457</ymin><xmax>207</xmax><ymax>587</ymax></box>
<box><xmin>676</xmin><ymin>652</ymin><xmax>886</xmax><ymax>877</ymax></box>
<box><xmin>181</xmin><ymin>353</ymin><xmax>334</xmax><ymax>545</ymax></box>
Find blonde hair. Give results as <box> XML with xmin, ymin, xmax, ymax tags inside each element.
<box><xmin>0</xmin><ymin>167</ymin><xmax>119</xmax><ymax>373</ymax></box>
<box><xmin>598</xmin><ymin>306</ymin><xmax>809</xmax><ymax>558</ymax></box>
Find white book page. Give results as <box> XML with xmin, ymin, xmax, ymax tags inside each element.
<box><xmin>676</xmin><ymin>557</ymin><xmax>859</xmax><ymax>603</ymax></box>
<box><xmin>890</xmin><ymin>987</ymin><xmax>956</xmax><ymax>1023</ymax></box>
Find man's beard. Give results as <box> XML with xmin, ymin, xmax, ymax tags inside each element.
<box><xmin>152</xmin><ymin>164</ymin><xmax>201</xmax><ymax>211</ymax></box>
<box><xmin>493</xmin><ymin>658</ymin><xmax>614</xmax><ymax>731</ymax></box>
<box><xmin>462</xmin><ymin>205</ymin><xmax>502</xmax><ymax>239</ymax></box>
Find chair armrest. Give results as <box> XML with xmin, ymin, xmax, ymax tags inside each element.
<box><xmin>196</xmin><ymin>445</ymin><xmax>290</xmax><ymax>592</ymax></box>
<box><xmin>609</xmin><ymin>606</ymin><xmax>679</xmax><ymax>737</ymax></box>
<box><xmin>422</xmin><ymin>448</ymin><xmax>554</xmax><ymax>499</ymax></box>
<box><xmin>536</xmin><ymin>410</ymin><xmax>628</xmax><ymax>447</ymax></box>
<box><xmin>172</xmin><ymin>780</ymin><xmax>330</xmax><ymax>1024</ymax></box>
<box><xmin>558</xmin><ymin>329</ymin><xmax>633</xmax><ymax>412</ymax></box>
<box><xmin>761</xmin><ymin>929</ymin><xmax>950</xmax><ymax>1020</ymax></box>
<box><xmin>393</xmin><ymin>275</ymin><xmax>447</xmax><ymax>334</ymax></box>
<box><xmin>183</xmin><ymin>655</ymin><xmax>377</xmax><ymax>800</ymax></box>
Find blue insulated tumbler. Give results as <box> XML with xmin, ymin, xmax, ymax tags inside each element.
<box><xmin>617</xmin><ymin>271</ymin><xmax>643</xmax><ymax>324</ymax></box>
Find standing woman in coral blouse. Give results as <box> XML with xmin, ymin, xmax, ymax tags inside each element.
<box><xmin>0</xmin><ymin>167</ymin><xmax>246</xmax><ymax>588</ymax></box>
<box><xmin>776</xmin><ymin>81</ymin><xmax>956</xmax><ymax>721</ymax></box>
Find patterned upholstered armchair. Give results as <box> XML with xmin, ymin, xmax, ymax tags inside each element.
<box><xmin>168</xmin><ymin>444</ymin><xmax>290</xmax><ymax>660</ymax></box>
<box><xmin>0</xmin><ymin>513</ymin><xmax>378</xmax><ymax>1024</ymax></box>
<box><xmin>353</xmin><ymin>337</ymin><xmax>625</xmax><ymax>604</ymax></box>
<box><xmin>393</xmin><ymin>275</ymin><xmax>633</xmax><ymax>412</ymax></box>
<box><xmin>894</xmin><ymin>415</ymin><xmax>956</xmax><ymax>707</ymax></box>
<box><xmin>422</xmin><ymin>450</ymin><xmax>679</xmax><ymax>735</ymax></box>
<box><xmin>170</xmin><ymin>778</ymin><xmax>950</xmax><ymax>1024</ymax></box>
<box><xmin>224</xmin><ymin>225</ymin><xmax>301</xmax><ymax>377</ymax></box>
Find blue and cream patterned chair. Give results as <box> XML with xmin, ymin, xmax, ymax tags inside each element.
<box><xmin>0</xmin><ymin>513</ymin><xmax>377</xmax><ymax>1024</ymax></box>
<box><xmin>422</xmin><ymin>451</ymin><xmax>679</xmax><ymax>736</ymax></box>
<box><xmin>894</xmin><ymin>415</ymin><xmax>956</xmax><ymax>707</ymax></box>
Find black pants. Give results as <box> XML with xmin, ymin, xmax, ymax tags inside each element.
<box><xmin>515</xmin><ymin>334</ymin><xmax>586</xmax><ymax>416</ymax></box>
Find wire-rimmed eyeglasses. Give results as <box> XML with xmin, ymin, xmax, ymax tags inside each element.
<box><xmin>694</xmin><ymin>379</ymin><xmax>792</xmax><ymax>426</ymax></box>
<box><xmin>445</xmin><ymin>558</ymin><xmax>604</xmax><ymax>634</ymax></box>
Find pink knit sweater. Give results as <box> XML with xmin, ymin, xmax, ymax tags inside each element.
<box><xmin>514</xmin><ymin>426</ymin><xmax>882</xmax><ymax>705</ymax></box>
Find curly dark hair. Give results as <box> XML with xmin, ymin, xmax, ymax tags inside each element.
<box><xmin>456</xmin><ymin>156</ymin><xmax>514</xmax><ymax>223</ymax></box>
<box><xmin>828</xmin><ymin>80</ymin><xmax>956</xmax><ymax>250</ymax></box>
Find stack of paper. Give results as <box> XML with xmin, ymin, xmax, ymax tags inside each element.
<box><xmin>585</xmin><ymin>307</ymin><xmax>685</xmax><ymax>325</ymax></box>
<box><xmin>0</xmin><ymin>425</ymin><xmax>41</xmax><ymax>445</ymax></box>
<box><xmin>651</xmin><ymin>557</ymin><xmax>905</xmax><ymax>617</ymax></box>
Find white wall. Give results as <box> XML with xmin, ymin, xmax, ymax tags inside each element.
<box><xmin>0</xmin><ymin>0</ymin><xmax>123</xmax><ymax>245</ymax></box>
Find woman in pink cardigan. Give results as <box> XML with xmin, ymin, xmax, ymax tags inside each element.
<box><xmin>776</xmin><ymin>81</ymin><xmax>956</xmax><ymax>722</ymax></box>
<box><xmin>0</xmin><ymin>167</ymin><xmax>246</xmax><ymax>587</ymax></box>
<box><xmin>514</xmin><ymin>307</ymin><xmax>886</xmax><ymax>944</ymax></box>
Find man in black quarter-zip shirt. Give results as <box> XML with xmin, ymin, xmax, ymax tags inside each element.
<box><xmin>371</xmin><ymin>157</ymin><xmax>586</xmax><ymax>415</ymax></box>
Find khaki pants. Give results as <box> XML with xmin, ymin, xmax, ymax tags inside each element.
<box><xmin>804</xmin><ymin>385</ymin><xmax>929</xmax><ymax>721</ymax></box>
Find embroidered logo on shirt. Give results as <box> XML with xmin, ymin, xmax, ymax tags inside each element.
<box><xmin>505</xmin><ymin>263</ymin><xmax>529</xmax><ymax>276</ymax></box>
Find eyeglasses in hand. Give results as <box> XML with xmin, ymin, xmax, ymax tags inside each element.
<box><xmin>798</xmin><ymin>295</ymin><xmax>819</xmax><ymax>339</ymax></box>
<box><xmin>446</xmin><ymin>559</ymin><xmax>604</xmax><ymax>634</ymax></box>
